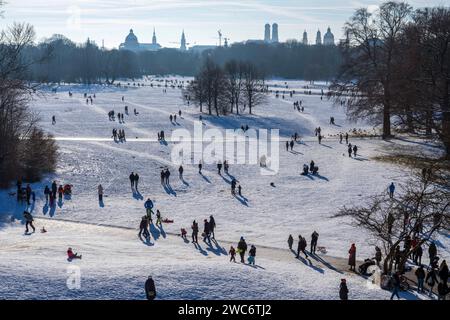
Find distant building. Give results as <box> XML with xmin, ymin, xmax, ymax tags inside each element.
<box><xmin>264</xmin><ymin>23</ymin><xmax>271</xmax><ymax>43</ymax></box>
<box><xmin>315</xmin><ymin>29</ymin><xmax>322</xmax><ymax>45</ymax></box>
<box><xmin>119</xmin><ymin>29</ymin><xmax>162</xmax><ymax>52</ymax></box>
<box><xmin>189</xmin><ymin>45</ymin><xmax>217</xmax><ymax>54</ymax></box>
<box><xmin>302</xmin><ymin>30</ymin><xmax>308</xmax><ymax>45</ymax></box>
<box><xmin>323</xmin><ymin>27</ymin><xmax>335</xmax><ymax>45</ymax></box>
<box><xmin>272</xmin><ymin>23</ymin><xmax>279</xmax><ymax>43</ymax></box>
<box><xmin>180</xmin><ymin>30</ymin><xmax>187</xmax><ymax>51</ymax></box>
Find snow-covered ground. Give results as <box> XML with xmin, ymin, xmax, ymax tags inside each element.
<box><xmin>0</xmin><ymin>77</ymin><xmax>447</xmax><ymax>299</ymax></box>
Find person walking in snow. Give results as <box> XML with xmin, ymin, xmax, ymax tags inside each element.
<box><xmin>390</xmin><ymin>271</ymin><xmax>401</xmax><ymax>300</ymax></box>
<box><xmin>285</xmin><ymin>141</ymin><xmax>289</xmax><ymax>151</ymax></box>
<box><xmin>348</xmin><ymin>144</ymin><xmax>353</xmax><ymax>158</ymax></box>
<box><xmin>231</xmin><ymin>179</ymin><xmax>237</xmax><ymax>195</ymax></box>
<box><xmin>339</xmin><ymin>133</ymin><xmax>343</xmax><ymax>144</ymax></box>
<box><xmin>134</xmin><ymin>173</ymin><xmax>140</xmax><ymax>191</ymax></box>
<box><xmin>311</xmin><ymin>231</ymin><xmax>319</xmax><ymax>254</ymax></box>
<box><xmin>209</xmin><ymin>215</ymin><xmax>216</xmax><ymax>239</ymax></box>
<box><xmin>415</xmin><ymin>265</ymin><xmax>426</xmax><ymax>293</ymax></box>
<box><xmin>439</xmin><ymin>260</ymin><xmax>449</xmax><ymax>284</ymax></box>
<box><xmin>348</xmin><ymin>243</ymin><xmax>356</xmax><ymax>271</ymax></box>
<box><xmin>198</xmin><ymin>161</ymin><xmax>203</xmax><ymax>174</ymax></box>
<box><xmin>58</xmin><ymin>185</ymin><xmax>64</xmax><ymax>201</ymax></box>
<box><xmin>145</xmin><ymin>276</ymin><xmax>156</xmax><ymax>300</ymax></box>
<box><xmin>139</xmin><ymin>216</ymin><xmax>150</xmax><ymax>239</ymax></box>
<box><xmin>191</xmin><ymin>220</ymin><xmax>199</xmax><ymax>243</ymax></box>
<box><xmin>144</xmin><ymin>198</ymin><xmax>154</xmax><ymax>220</ymax></box>
<box><xmin>248</xmin><ymin>245</ymin><xmax>256</xmax><ymax>265</ymax></box>
<box><xmin>339</xmin><ymin>279</ymin><xmax>349</xmax><ymax>300</ymax></box>
<box><xmin>160</xmin><ymin>170</ymin><xmax>165</xmax><ymax>185</ymax></box>
<box><xmin>165</xmin><ymin>169</ymin><xmax>171</xmax><ymax>185</ymax></box>
<box><xmin>98</xmin><ymin>184</ymin><xmax>104</xmax><ymax>202</ymax></box>
<box><xmin>217</xmin><ymin>161</ymin><xmax>223</xmax><ymax>175</ymax></box>
<box><xmin>289</xmin><ymin>140</ymin><xmax>294</xmax><ymax>151</ymax></box>
<box><xmin>52</xmin><ymin>115</ymin><xmax>56</xmax><ymax>125</ymax></box>
<box><xmin>229</xmin><ymin>246</ymin><xmax>236</xmax><ymax>262</ymax></box>
<box><xmin>345</xmin><ymin>133</ymin><xmax>349</xmax><ymax>144</ymax></box>
<box><xmin>375</xmin><ymin>246</ymin><xmax>382</xmax><ymax>267</ymax></box>
<box><xmin>426</xmin><ymin>267</ymin><xmax>439</xmax><ymax>297</ymax></box>
<box><xmin>51</xmin><ymin>180</ymin><xmax>57</xmax><ymax>199</ymax></box>
<box><xmin>178</xmin><ymin>165</ymin><xmax>184</xmax><ymax>179</ymax></box>
<box><xmin>23</xmin><ymin>211</ymin><xmax>35</xmax><ymax>234</ymax></box>
<box><xmin>428</xmin><ymin>242</ymin><xmax>437</xmax><ymax>264</ymax></box>
<box><xmin>353</xmin><ymin>145</ymin><xmax>358</xmax><ymax>157</ymax></box>
<box><xmin>44</xmin><ymin>185</ymin><xmax>50</xmax><ymax>203</ymax></box>
<box><xmin>389</xmin><ymin>182</ymin><xmax>395</xmax><ymax>199</ymax></box>
<box><xmin>237</xmin><ymin>237</ymin><xmax>248</xmax><ymax>263</ymax></box>
<box><xmin>297</xmin><ymin>235</ymin><xmax>308</xmax><ymax>259</ymax></box>
<box><xmin>155</xmin><ymin>210</ymin><xmax>162</xmax><ymax>226</ymax></box>
<box><xmin>129</xmin><ymin>172</ymin><xmax>135</xmax><ymax>190</ymax></box>
<box><xmin>288</xmin><ymin>234</ymin><xmax>294</xmax><ymax>250</ymax></box>
<box><xmin>203</xmin><ymin>219</ymin><xmax>211</xmax><ymax>243</ymax></box>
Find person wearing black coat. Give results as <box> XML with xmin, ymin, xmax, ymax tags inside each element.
<box><xmin>311</xmin><ymin>231</ymin><xmax>319</xmax><ymax>254</ymax></box>
<box><xmin>339</xmin><ymin>279</ymin><xmax>349</xmax><ymax>300</ymax></box>
<box><xmin>138</xmin><ymin>216</ymin><xmax>150</xmax><ymax>239</ymax></box>
<box><xmin>415</xmin><ymin>265</ymin><xmax>426</xmax><ymax>293</ymax></box>
<box><xmin>51</xmin><ymin>181</ymin><xmax>57</xmax><ymax>198</ymax></box>
<box><xmin>237</xmin><ymin>237</ymin><xmax>247</xmax><ymax>263</ymax></box>
<box><xmin>191</xmin><ymin>220</ymin><xmax>199</xmax><ymax>243</ymax></box>
<box><xmin>129</xmin><ymin>172</ymin><xmax>135</xmax><ymax>189</ymax></box>
<box><xmin>439</xmin><ymin>260</ymin><xmax>449</xmax><ymax>284</ymax></box>
<box><xmin>296</xmin><ymin>235</ymin><xmax>308</xmax><ymax>259</ymax></box>
<box><xmin>287</xmin><ymin>235</ymin><xmax>294</xmax><ymax>250</ymax></box>
<box><xmin>23</xmin><ymin>211</ymin><xmax>35</xmax><ymax>233</ymax></box>
<box><xmin>426</xmin><ymin>268</ymin><xmax>439</xmax><ymax>297</ymax></box>
<box><xmin>145</xmin><ymin>276</ymin><xmax>156</xmax><ymax>300</ymax></box>
<box><xmin>209</xmin><ymin>215</ymin><xmax>216</xmax><ymax>239</ymax></box>
<box><xmin>203</xmin><ymin>219</ymin><xmax>210</xmax><ymax>242</ymax></box>
<box><xmin>428</xmin><ymin>242</ymin><xmax>437</xmax><ymax>263</ymax></box>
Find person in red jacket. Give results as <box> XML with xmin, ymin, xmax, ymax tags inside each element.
<box><xmin>348</xmin><ymin>243</ymin><xmax>356</xmax><ymax>271</ymax></box>
<box><xmin>67</xmin><ymin>247</ymin><xmax>82</xmax><ymax>260</ymax></box>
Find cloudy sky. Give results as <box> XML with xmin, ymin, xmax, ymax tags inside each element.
<box><xmin>0</xmin><ymin>0</ymin><xmax>446</xmax><ymax>49</ymax></box>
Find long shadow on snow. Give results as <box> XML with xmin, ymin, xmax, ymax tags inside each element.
<box><xmin>200</xmin><ymin>173</ymin><xmax>211</xmax><ymax>184</ymax></box>
<box><xmin>193</xmin><ymin>242</ymin><xmax>208</xmax><ymax>256</ymax></box>
<box><xmin>163</xmin><ymin>184</ymin><xmax>177</xmax><ymax>197</ymax></box>
<box><xmin>205</xmin><ymin>239</ymin><xmax>228</xmax><ymax>256</ymax></box>
<box><xmin>308</xmin><ymin>253</ymin><xmax>343</xmax><ymax>274</ymax></box>
<box><xmin>234</xmin><ymin>195</ymin><xmax>249</xmax><ymax>207</ymax></box>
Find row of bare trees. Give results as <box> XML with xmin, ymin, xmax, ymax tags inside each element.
<box><xmin>336</xmin><ymin>167</ymin><xmax>449</xmax><ymax>275</ymax></box>
<box><xmin>330</xmin><ymin>2</ymin><xmax>450</xmax><ymax>158</ymax></box>
<box><xmin>0</xmin><ymin>16</ymin><xmax>57</xmax><ymax>187</ymax></box>
<box><xmin>184</xmin><ymin>59</ymin><xmax>267</xmax><ymax>116</ymax></box>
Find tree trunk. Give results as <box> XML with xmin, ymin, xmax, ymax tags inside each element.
<box><xmin>382</xmin><ymin>103</ymin><xmax>391</xmax><ymax>139</ymax></box>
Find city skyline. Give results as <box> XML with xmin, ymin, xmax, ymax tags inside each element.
<box><xmin>0</xmin><ymin>0</ymin><xmax>446</xmax><ymax>49</ymax></box>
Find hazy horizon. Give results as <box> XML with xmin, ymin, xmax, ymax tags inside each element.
<box><xmin>0</xmin><ymin>0</ymin><xmax>447</xmax><ymax>49</ymax></box>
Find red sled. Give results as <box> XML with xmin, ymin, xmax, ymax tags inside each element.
<box><xmin>162</xmin><ymin>219</ymin><xmax>174</xmax><ymax>223</ymax></box>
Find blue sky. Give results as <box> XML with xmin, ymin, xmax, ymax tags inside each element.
<box><xmin>0</xmin><ymin>0</ymin><xmax>446</xmax><ymax>49</ymax></box>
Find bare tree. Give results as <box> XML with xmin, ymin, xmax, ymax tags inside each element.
<box><xmin>242</xmin><ymin>62</ymin><xmax>267</xmax><ymax>115</ymax></box>
<box><xmin>0</xmin><ymin>18</ymin><xmax>57</xmax><ymax>187</ymax></box>
<box><xmin>334</xmin><ymin>170</ymin><xmax>449</xmax><ymax>275</ymax></box>
<box><xmin>330</xmin><ymin>2</ymin><xmax>412</xmax><ymax>139</ymax></box>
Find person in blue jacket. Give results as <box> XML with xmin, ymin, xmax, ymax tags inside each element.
<box><xmin>144</xmin><ymin>198</ymin><xmax>154</xmax><ymax>221</ymax></box>
<box><xmin>389</xmin><ymin>182</ymin><xmax>396</xmax><ymax>198</ymax></box>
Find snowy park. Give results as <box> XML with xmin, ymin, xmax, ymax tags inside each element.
<box><xmin>0</xmin><ymin>77</ymin><xmax>448</xmax><ymax>300</ymax></box>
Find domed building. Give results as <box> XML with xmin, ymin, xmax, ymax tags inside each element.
<box><xmin>323</xmin><ymin>27</ymin><xmax>335</xmax><ymax>45</ymax></box>
<box><xmin>119</xmin><ymin>28</ymin><xmax>162</xmax><ymax>52</ymax></box>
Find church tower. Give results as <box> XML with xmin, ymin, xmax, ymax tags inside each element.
<box><xmin>152</xmin><ymin>28</ymin><xmax>157</xmax><ymax>45</ymax></box>
<box><xmin>315</xmin><ymin>29</ymin><xmax>322</xmax><ymax>45</ymax></box>
<box><xmin>302</xmin><ymin>30</ymin><xmax>308</xmax><ymax>45</ymax></box>
<box><xmin>264</xmin><ymin>23</ymin><xmax>271</xmax><ymax>43</ymax></box>
<box><xmin>272</xmin><ymin>23</ymin><xmax>279</xmax><ymax>43</ymax></box>
<box><xmin>180</xmin><ymin>30</ymin><xmax>187</xmax><ymax>51</ymax></box>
